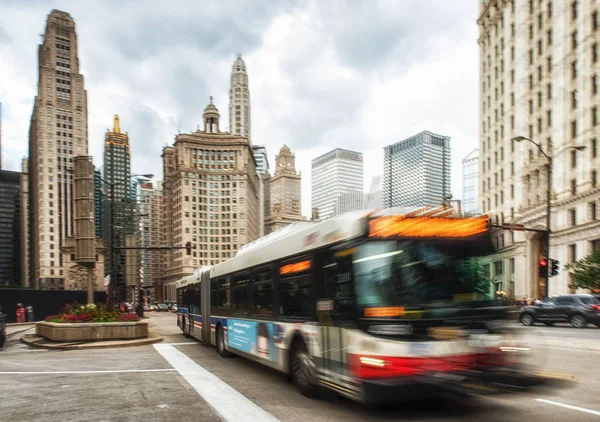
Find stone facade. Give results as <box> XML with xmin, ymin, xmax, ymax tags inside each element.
<box><xmin>265</xmin><ymin>145</ymin><xmax>306</xmax><ymax>234</ymax></box>
<box><xmin>60</xmin><ymin>237</ymin><xmax>105</xmax><ymax>291</ymax></box>
<box><xmin>36</xmin><ymin>321</ymin><xmax>148</xmax><ymax>341</ymax></box>
<box><xmin>161</xmin><ymin>99</ymin><xmax>260</xmax><ymax>302</ymax></box>
<box><xmin>478</xmin><ymin>0</ymin><xmax>600</xmax><ymax>299</ymax></box>
<box><xmin>29</xmin><ymin>10</ymin><xmax>90</xmax><ymax>290</ymax></box>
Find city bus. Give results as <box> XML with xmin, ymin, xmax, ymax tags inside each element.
<box><xmin>176</xmin><ymin>207</ymin><xmax>551</xmax><ymax>405</ymax></box>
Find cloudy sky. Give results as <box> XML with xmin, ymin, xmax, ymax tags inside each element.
<box><xmin>0</xmin><ymin>0</ymin><xmax>479</xmax><ymax>217</ymax></box>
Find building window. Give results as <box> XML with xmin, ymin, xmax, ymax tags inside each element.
<box><xmin>571</xmin><ymin>179</ymin><xmax>577</xmax><ymax>195</ymax></box>
<box><xmin>569</xmin><ymin>208</ymin><xmax>577</xmax><ymax>226</ymax></box>
<box><xmin>509</xmin><ymin>258</ymin><xmax>515</xmax><ymax>274</ymax></box>
<box><xmin>592</xmin><ymin>170</ymin><xmax>597</xmax><ymax>187</ymax></box>
<box><xmin>569</xmin><ymin>244</ymin><xmax>577</xmax><ymax>263</ymax></box>
<box><xmin>572</xmin><ymin>61</ymin><xmax>578</xmax><ymax>79</ymax></box>
<box><xmin>590</xmin><ymin>201</ymin><xmax>597</xmax><ymax>220</ymax></box>
<box><xmin>572</xmin><ymin>90</ymin><xmax>578</xmax><ymax>108</ymax></box>
<box><xmin>594</xmin><ymin>107</ymin><xmax>599</xmax><ymax>126</ymax></box>
<box><xmin>571</xmin><ymin>150</ymin><xmax>578</xmax><ymax>168</ymax></box>
<box><xmin>571</xmin><ymin>120</ymin><xmax>577</xmax><ymax>138</ymax></box>
<box><xmin>594</xmin><ymin>10</ymin><xmax>599</xmax><ymax>30</ymax></box>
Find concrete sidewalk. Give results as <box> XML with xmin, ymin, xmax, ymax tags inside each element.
<box><xmin>6</xmin><ymin>323</ymin><xmax>35</xmax><ymax>336</ymax></box>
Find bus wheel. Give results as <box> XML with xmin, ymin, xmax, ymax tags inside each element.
<box><xmin>216</xmin><ymin>325</ymin><xmax>231</xmax><ymax>358</ymax></box>
<box><xmin>291</xmin><ymin>340</ymin><xmax>317</xmax><ymax>398</ymax></box>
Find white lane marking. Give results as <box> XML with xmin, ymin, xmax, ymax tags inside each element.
<box><xmin>536</xmin><ymin>399</ymin><xmax>600</xmax><ymax>416</ymax></box>
<box><xmin>154</xmin><ymin>343</ymin><xmax>280</xmax><ymax>422</ymax></box>
<box><xmin>167</xmin><ymin>342</ymin><xmax>198</xmax><ymax>346</ymax></box>
<box><xmin>0</xmin><ymin>369</ymin><xmax>176</xmax><ymax>375</ymax></box>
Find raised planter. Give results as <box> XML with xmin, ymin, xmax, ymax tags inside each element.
<box><xmin>36</xmin><ymin>321</ymin><xmax>148</xmax><ymax>342</ymax></box>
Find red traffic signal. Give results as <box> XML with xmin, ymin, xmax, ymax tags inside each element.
<box><xmin>538</xmin><ymin>258</ymin><xmax>548</xmax><ymax>277</ymax></box>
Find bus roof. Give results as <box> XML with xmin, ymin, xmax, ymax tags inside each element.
<box><xmin>211</xmin><ymin>206</ymin><xmax>486</xmax><ymax>278</ymax></box>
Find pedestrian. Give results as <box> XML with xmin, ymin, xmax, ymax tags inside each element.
<box><xmin>127</xmin><ymin>302</ymin><xmax>133</xmax><ymax>313</ymax></box>
<box><xmin>16</xmin><ymin>303</ymin><xmax>25</xmax><ymax>323</ymax></box>
<box><xmin>26</xmin><ymin>304</ymin><xmax>35</xmax><ymax>322</ymax></box>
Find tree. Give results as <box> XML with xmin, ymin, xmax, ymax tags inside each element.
<box><xmin>565</xmin><ymin>250</ymin><xmax>600</xmax><ymax>291</ymax></box>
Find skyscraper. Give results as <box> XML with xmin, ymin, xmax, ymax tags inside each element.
<box><xmin>382</xmin><ymin>131</ymin><xmax>451</xmax><ymax>208</ymax></box>
<box><xmin>462</xmin><ymin>149</ymin><xmax>479</xmax><ymax>215</ymax></box>
<box><xmin>365</xmin><ymin>175</ymin><xmax>383</xmax><ymax>209</ymax></box>
<box><xmin>94</xmin><ymin>168</ymin><xmax>103</xmax><ymax>237</ymax></box>
<box><xmin>311</xmin><ymin>148</ymin><xmax>363</xmax><ymax>220</ymax></box>
<box><xmin>138</xmin><ymin>181</ymin><xmax>162</xmax><ymax>304</ymax></box>
<box><xmin>265</xmin><ymin>145</ymin><xmax>305</xmax><ymax>234</ymax></box>
<box><xmin>161</xmin><ymin>99</ymin><xmax>260</xmax><ymax>301</ymax></box>
<box><xmin>0</xmin><ymin>170</ymin><xmax>21</xmax><ymax>287</ymax></box>
<box><xmin>28</xmin><ymin>10</ymin><xmax>90</xmax><ymax>289</ymax></box>
<box><xmin>20</xmin><ymin>159</ymin><xmax>30</xmax><ymax>287</ymax></box>
<box><xmin>252</xmin><ymin>145</ymin><xmax>269</xmax><ymax>173</ymax></box>
<box><xmin>252</xmin><ymin>145</ymin><xmax>270</xmax><ymax>236</ymax></box>
<box><xmin>103</xmin><ymin>115</ymin><xmax>130</xmax><ymax>200</ymax></box>
<box><xmin>478</xmin><ymin>0</ymin><xmax>600</xmax><ymax>299</ymax></box>
<box><xmin>102</xmin><ymin>114</ymin><xmax>135</xmax><ymax>298</ymax></box>
<box><xmin>229</xmin><ymin>54</ymin><xmax>251</xmax><ymax>141</ymax></box>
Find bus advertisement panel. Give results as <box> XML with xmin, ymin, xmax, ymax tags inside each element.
<box><xmin>228</xmin><ymin>319</ymin><xmax>277</xmax><ymax>362</ymax></box>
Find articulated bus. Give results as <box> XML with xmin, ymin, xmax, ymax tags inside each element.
<box><xmin>176</xmin><ymin>207</ymin><xmax>555</xmax><ymax>405</ymax></box>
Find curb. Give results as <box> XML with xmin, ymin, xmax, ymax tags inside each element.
<box><xmin>20</xmin><ymin>331</ymin><xmax>163</xmax><ymax>350</ymax></box>
<box><xmin>6</xmin><ymin>322</ymin><xmax>36</xmax><ymax>326</ymax></box>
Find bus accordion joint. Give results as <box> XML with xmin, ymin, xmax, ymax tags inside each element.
<box><xmin>280</xmin><ymin>259</ymin><xmax>311</xmax><ymax>275</ymax></box>
<box><xmin>368</xmin><ymin>215</ymin><xmax>489</xmax><ymax>239</ymax></box>
<box><xmin>364</xmin><ymin>306</ymin><xmax>405</xmax><ymax>318</ymax></box>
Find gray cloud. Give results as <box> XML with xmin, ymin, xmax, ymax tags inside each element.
<box><xmin>0</xmin><ymin>0</ymin><xmax>479</xmax><ymax>216</ymax></box>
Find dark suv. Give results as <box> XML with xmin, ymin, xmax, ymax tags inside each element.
<box><xmin>519</xmin><ymin>294</ymin><xmax>600</xmax><ymax>328</ymax></box>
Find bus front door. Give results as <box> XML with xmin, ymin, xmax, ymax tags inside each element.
<box><xmin>315</xmin><ymin>251</ymin><xmax>355</xmax><ymax>379</ymax></box>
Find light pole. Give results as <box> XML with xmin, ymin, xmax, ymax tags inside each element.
<box><xmin>512</xmin><ymin>136</ymin><xmax>585</xmax><ymax>298</ymax></box>
<box><xmin>99</xmin><ymin>173</ymin><xmax>153</xmax><ymax>304</ymax></box>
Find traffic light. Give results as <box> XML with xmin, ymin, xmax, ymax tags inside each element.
<box><xmin>550</xmin><ymin>259</ymin><xmax>560</xmax><ymax>276</ymax></box>
<box><xmin>185</xmin><ymin>241</ymin><xmax>192</xmax><ymax>255</ymax></box>
<box><xmin>538</xmin><ymin>258</ymin><xmax>548</xmax><ymax>277</ymax></box>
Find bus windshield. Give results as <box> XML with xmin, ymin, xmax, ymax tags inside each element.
<box><xmin>353</xmin><ymin>240</ymin><xmax>492</xmax><ymax>312</ymax></box>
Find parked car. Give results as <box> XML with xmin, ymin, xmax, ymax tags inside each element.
<box><xmin>157</xmin><ymin>303</ymin><xmax>169</xmax><ymax>312</ymax></box>
<box><xmin>143</xmin><ymin>305</ymin><xmax>150</xmax><ymax>312</ymax></box>
<box><xmin>519</xmin><ymin>294</ymin><xmax>600</xmax><ymax>328</ymax></box>
<box><xmin>171</xmin><ymin>305</ymin><xmax>178</xmax><ymax>313</ymax></box>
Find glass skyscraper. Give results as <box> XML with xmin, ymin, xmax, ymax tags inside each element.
<box><xmin>383</xmin><ymin>130</ymin><xmax>451</xmax><ymax>208</ymax></box>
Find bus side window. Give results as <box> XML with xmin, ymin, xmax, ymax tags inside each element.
<box><xmin>252</xmin><ymin>268</ymin><xmax>275</xmax><ymax>317</ymax></box>
<box><xmin>278</xmin><ymin>258</ymin><xmax>312</xmax><ymax>319</ymax></box>
<box><xmin>317</xmin><ymin>251</ymin><xmax>355</xmax><ymax>324</ymax></box>
<box><xmin>232</xmin><ymin>274</ymin><xmax>249</xmax><ymax>315</ymax></box>
<box><xmin>211</xmin><ymin>278</ymin><xmax>219</xmax><ymax>314</ymax></box>
<box><xmin>192</xmin><ymin>284</ymin><xmax>201</xmax><ymax>314</ymax></box>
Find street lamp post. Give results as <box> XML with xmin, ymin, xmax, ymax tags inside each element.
<box><xmin>512</xmin><ymin>136</ymin><xmax>585</xmax><ymax>298</ymax></box>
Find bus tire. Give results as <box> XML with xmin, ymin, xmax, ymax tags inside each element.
<box><xmin>216</xmin><ymin>325</ymin><xmax>231</xmax><ymax>358</ymax></box>
<box><xmin>290</xmin><ymin>338</ymin><xmax>317</xmax><ymax>398</ymax></box>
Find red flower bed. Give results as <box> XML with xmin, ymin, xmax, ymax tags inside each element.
<box><xmin>44</xmin><ymin>303</ymin><xmax>141</xmax><ymax>323</ymax></box>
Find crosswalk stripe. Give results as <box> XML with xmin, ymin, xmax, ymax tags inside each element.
<box><xmin>154</xmin><ymin>343</ymin><xmax>280</xmax><ymax>422</ymax></box>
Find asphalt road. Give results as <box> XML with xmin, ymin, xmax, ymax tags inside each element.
<box><xmin>1</xmin><ymin>314</ymin><xmax>599</xmax><ymax>422</ymax></box>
